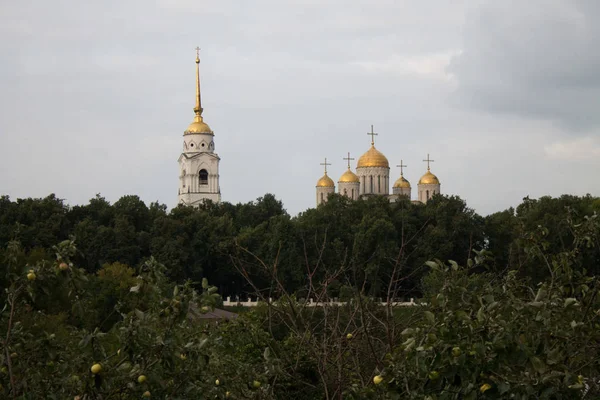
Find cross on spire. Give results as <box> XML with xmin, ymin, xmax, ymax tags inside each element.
<box><xmin>195</xmin><ymin>46</ymin><xmax>200</xmax><ymax>61</ymax></box>
<box><xmin>343</xmin><ymin>152</ymin><xmax>355</xmax><ymax>169</ymax></box>
<box><xmin>423</xmin><ymin>153</ymin><xmax>435</xmax><ymax>171</ymax></box>
<box><xmin>367</xmin><ymin>125</ymin><xmax>378</xmax><ymax>146</ymax></box>
<box><xmin>320</xmin><ymin>157</ymin><xmax>332</xmax><ymax>174</ymax></box>
<box><xmin>396</xmin><ymin>160</ymin><xmax>407</xmax><ymax>176</ymax></box>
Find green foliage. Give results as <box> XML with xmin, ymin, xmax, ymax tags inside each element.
<box><xmin>372</xmin><ymin>214</ymin><xmax>600</xmax><ymax>399</ymax></box>
<box><xmin>1</xmin><ymin>192</ymin><xmax>600</xmax><ymax>398</ymax></box>
<box><xmin>0</xmin><ymin>192</ymin><xmax>488</xmax><ymax>299</ymax></box>
<box><xmin>0</xmin><ymin>240</ymin><xmax>281</xmax><ymax>399</ymax></box>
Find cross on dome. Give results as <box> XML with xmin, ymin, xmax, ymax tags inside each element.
<box><xmin>423</xmin><ymin>153</ymin><xmax>435</xmax><ymax>171</ymax></box>
<box><xmin>367</xmin><ymin>125</ymin><xmax>378</xmax><ymax>146</ymax></box>
<box><xmin>320</xmin><ymin>157</ymin><xmax>332</xmax><ymax>174</ymax></box>
<box><xmin>397</xmin><ymin>160</ymin><xmax>407</xmax><ymax>176</ymax></box>
<box><xmin>343</xmin><ymin>152</ymin><xmax>355</xmax><ymax>169</ymax></box>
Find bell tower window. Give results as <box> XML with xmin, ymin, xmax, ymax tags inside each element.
<box><xmin>199</xmin><ymin>169</ymin><xmax>209</xmax><ymax>185</ymax></box>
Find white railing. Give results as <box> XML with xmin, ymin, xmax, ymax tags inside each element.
<box><xmin>223</xmin><ymin>297</ymin><xmax>419</xmax><ymax>307</ymax></box>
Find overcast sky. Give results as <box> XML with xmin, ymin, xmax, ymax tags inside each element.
<box><xmin>1</xmin><ymin>0</ymin><xmax>599</xmax><ymax>216</ymax></box>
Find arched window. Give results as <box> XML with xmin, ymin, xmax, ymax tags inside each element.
<box><xmin>344</xmin><ymin>188</ymin><xmax>347</xmax><ymax>196</ymax></box>
<box><xmin>377</xmin><ymin>176</ymin><xmax>381</xmax><ymax>193</ymax></box>
<box><xmin>199</xmin><ymin>169</ymin><xmax>209</xmax><ymax>185</ymax></box>
<box><xmin>351</xmin><ymin>188</ymin><xmax>355</xmax><ymax>199</ymax></box>
<box><xmin>426</xmin><ymin>190</ymin><xmax>430</xmax><ymax>200</ymax></box>
<box><xmin>320</xmin><ymin>193</ymin><xmax>324</xmax><ymax>202</ymax></box>
<box><xmin>370</xmin><ymin>176</ymin><xmax>373</xmax><ymax>193</ymax></box>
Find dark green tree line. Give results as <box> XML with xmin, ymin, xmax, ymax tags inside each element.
<box><xmin>1</xmin><ymin>192</ymin><xmax>598</xmax><ymax>298</ymax></box>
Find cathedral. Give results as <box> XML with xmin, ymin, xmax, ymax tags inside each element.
<box><xmin>177</xmin><ymin>49</ymin><xmax>221</xmax><ymax>206</ymax></box>
<box><xmin>175</xmin><ymin>51</ymin><xmax>440</xmax><ymax>209</ymax></box>
<box><xmin>315</xmin><ymin>126</ymin><xmax>441</xmax><ymax>206</ymax></box>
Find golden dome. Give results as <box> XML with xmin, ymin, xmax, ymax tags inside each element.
<box><xmin>185</xmin><ymin>115</ymin><xmax>213</xmax><ymax>134</ymax></box>
<box><xmin>393</xmin><ymin>175</ymin><xmax>411</xmax><ymax>188</ymax></box>
<box><xmin>316</xmin><ymin>173</ymin><xmax>335</xmax><ymax>187</ymax></box>
<box><xmin>357</xmin><ymin>145</ymin><xmax>389</xmax><ymax>168</ymax></box>
<box><xmin>338</xmin><ymin>168</ymin><xmax>359</xmax><ymax>183</ymax></box>
<box><xmin>419</xmin><ymin>170</ymin><xmax>440</xmax><ymax>185</ymax></box>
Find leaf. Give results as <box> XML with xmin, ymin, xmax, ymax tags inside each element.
<box><xmin>564</xmin><ymin>298</ymin><xmax>577</xmax><ymax>308</ymax></box>
<box><xmin>534</xmin><ymin>285</ymin><xmax>547</xmax><ymax>302</ymax></box>
<box><xmin>425</xmin><ymin>261</ymin><xmax>440</xmax><ymax>271</ymax></box>
<box><xmin>263</xmin><ymin>347</ymin><xmax>271</xmax><ymax>360</ymax></box>
<box><xmin>497</xmin><ymin>381</ymin><xmax>510</xmax><ymax>394</ymax></box>
<box><xmin>134</xmin><ymin>309</ymin><xmax>145</xmax><ymax>321</ymax></box>
<box><xmin>571</xmin><ymin>320</ymin><xmax>584</xmax><ymax>329</ymax></box>
<box><xmin>476</xmin><ymin>306</ymin><xmax>485</xmax><ymax>323</ymax></box>
<box><xmin>401</xmin><ymin>328</ymin><xmax>414</xmax><ymax>336</ymax></box>
<box><xmin>403</xmin><ymin>338</ymin><xmax>416</xmax><ymax>352</ymax></box>
<box><xmin>130</xmin><ymin>284</ymin><xmax>140</xmax><ymax>293</ymax></box>
<box><xmin>568</xmin><ymin>383</ymin><xmax>584</xmax><ymax>390</ymax></box>
<box><xmin>173</xmin><ymin>285</ymin><xmax>179</xmax><ymax>297</ymax></box>
<box><xmin>202</xmin><ymin>278</ymin><xmax>209</xmax><ymax>289</ymax></box>
<box><xmin>546</xmin><ymin>348</ymin><xmax>562</xmax><ymax>365</ymax></box>
<box><xmin>448</xmin><ymin>260</ymin><xmax>458</xmax><ymax>271</ymax></box>
<box><xmin>530</xmin><ymin>356</ymin><xmax>546</xmax><ymax>374</ymax></box>
<box><xmin>78</xmin><ymin>334</ymin><xmax>92</xmax><ymax>348</ymax></box>
<box><xmin>424</xmin><ymin>311</ymin><xmax>435</xmax><ymax>325</ymax></box>
<box><xmin>455</xmin><ymin>311</ymin><xmax>470</xmax><ymax>321</ymax></box>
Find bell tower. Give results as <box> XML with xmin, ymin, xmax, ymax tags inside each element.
<box><xmin>177</xmin><ymin>48</ymin><xmax>221</xmax><ymax>206</ymax></box>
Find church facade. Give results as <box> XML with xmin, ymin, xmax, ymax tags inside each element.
<box><xmin>178</xmin><ymin>49</ymin><xmax>221</xmax><ymax>206</ymax></box>
<box><xmin>315</xmin><ymin>126</ymin><xmax>441</xmax><ymax>206</ymax></box>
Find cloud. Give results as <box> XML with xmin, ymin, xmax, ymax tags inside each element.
<box><xmin>545</xmin><ymin>136</ymin><xmax>600</xmax><ymax>160</ymax></box>
<box><xmin>352</xmin><ymin>50</ymin><xmax>459</xmax><ymax>82</ymax></box>
<box><xmin>449</xmin><ymin>0</ymin><xmax>600</xmax><ymax>130</ymax></box>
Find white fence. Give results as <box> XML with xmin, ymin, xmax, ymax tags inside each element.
<box><xmin>223</xmin><ymin>297</ymin><xmax>419</xmax><ymax>307</ymax></box>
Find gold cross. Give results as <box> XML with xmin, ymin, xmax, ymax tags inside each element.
<box><xmin>396</xmin><ymin>160</ymin><xmax>407</xmax><ymax>175</ymax></box>
<box><xmin>343</xmin><ymin>152</ymin><xmax>355</xmax><ymax>169</ymax></box>
<box><xmin>423</xmin><ymin>153</ymin><xmax>435</xmax><ymax>171</ymax></box>
<box><xmin>320</xmin><ymin>157</ymin><xmax>332</xmax><ymax>174</ymax></box>
<box><xmin>367</xmin><ymin>125</ymin><xmax>378</xmax><ymax>145</ymax></box>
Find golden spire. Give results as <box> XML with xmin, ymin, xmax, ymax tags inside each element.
<box><xmin>185</xmin><ymin>47</ymin><xmax>212</xmax><ymax>135</ymax></box>
<box><xmin>194</xmin><ymin>46</ymin><xmax>203</xmax><ymax>116</ymax></box>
